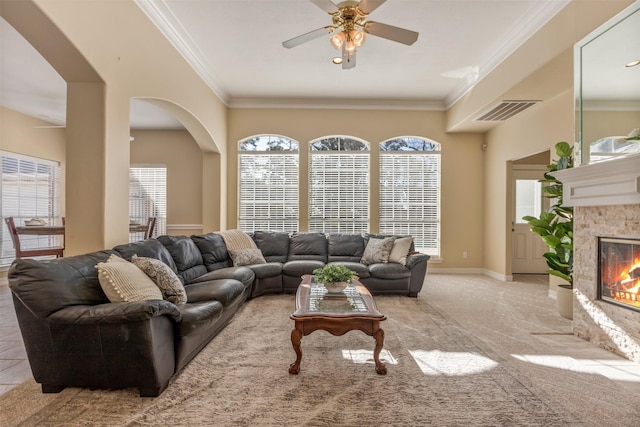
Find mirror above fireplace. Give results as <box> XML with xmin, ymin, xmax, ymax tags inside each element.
<box><xmin>576</xmin><ymin>2</ymin><xmax>640</xmax><ymax>165</ymax></box>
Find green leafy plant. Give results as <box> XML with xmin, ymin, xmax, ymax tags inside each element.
<box><xmin>523</xmin><ymin>141</ymin><xmax>574</xmax><ymax>285</ymax></box>
<box><xmin>312</xmin><ymin>264</ymin><xmax>356</xmax><ymax>284</ymax></box>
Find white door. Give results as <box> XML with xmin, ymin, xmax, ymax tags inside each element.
<box><xmin>512</xmin><ymin>168</ymin><xmax>548</xmax><ymax>274</ymax></box>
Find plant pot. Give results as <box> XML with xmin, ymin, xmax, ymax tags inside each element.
<box><xmin>324</xmin><ymin>281</ymin><xmax>348</xmax><ymax>293</ymax></box>
<box><xmin>556</xmin><ymin>284</ymin><xmax>574</xmax><ymax>320</ymax></box>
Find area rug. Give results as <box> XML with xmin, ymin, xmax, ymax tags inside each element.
<box><xmin>0</xmin><ymin>294</ymin><xmax>633</xmax><ymax>426</ymax></box>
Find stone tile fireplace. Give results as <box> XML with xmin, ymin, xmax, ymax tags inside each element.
<box><xmin>555</xmin><ymin>154</ymin><xmax>640</xmax><ymax>363</ymax></box>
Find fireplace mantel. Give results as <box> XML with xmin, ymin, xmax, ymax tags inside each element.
<box><xmin>553</xmin><ymin>154</ymin><xmax>640</xmax><ymax>207</ymax></box>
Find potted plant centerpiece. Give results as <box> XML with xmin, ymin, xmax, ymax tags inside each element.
<box><xmin>523</xmin><ymin>141</ymin><xmax>574</xmax><ymax>319</ymax></box>
<box><xmin>313</xmin><ymin>264</ymin><xmax>357</xmax><ymax>293</ymax></box>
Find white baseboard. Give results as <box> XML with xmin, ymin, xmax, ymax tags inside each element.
<box><xmin>427</xmin><ymin>268</ymin><xmax>513</xmax><ymax>282</ymax></box>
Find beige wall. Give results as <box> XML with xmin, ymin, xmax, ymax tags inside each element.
<box><xmin>130</xmin><ymin>130</ymin><xmax>203</xmax><ymax>236</ymax></box>
<box><xmin>484</xmin><ymin>89</ymin><xmax>575</xmax><ymax>278</ymax></box>
<box><xmin>0</xmin><ymin>107</ymin><xmax>67</xmax><ymax>211</ymax></box>
<box><xmin>228</xmin><ymin>108</ymin><xmax>485</xmax><ymax>270</ymax></box>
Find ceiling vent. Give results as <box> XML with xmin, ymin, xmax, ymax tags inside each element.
<box><xmin>475</xmin><ymin>100</ymin><xmax>541</xmax><ymax>122</ymax></box>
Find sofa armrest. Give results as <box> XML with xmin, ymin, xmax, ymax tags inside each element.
<box><xmin>406</xmin><ymin>253</ymin><xmax>430</xmax><ymax>269</ymax></box>
<box><xmin>406</xmin><ymin>253</ymin><xmax>430</xmax><ymax>297</ymax></box>
<box><xmin>48</xmin><ymin>300</ymin><xmax>182</xmax><ymax>324</ymax></box>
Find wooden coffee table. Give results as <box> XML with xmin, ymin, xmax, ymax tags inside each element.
<box><xmin>289</xmin><ymin>275</ymin><xmax>387</xmax><ymax>375</ymax></box>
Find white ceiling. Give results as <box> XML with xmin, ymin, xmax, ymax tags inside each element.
<box><xmin>1</xmin><ymin>0</ymin><xmax>608</xmax><ymax>130</ymax></box>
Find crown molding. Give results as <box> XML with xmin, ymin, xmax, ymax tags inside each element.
<box><xmin>228</xmin><ymin>97</ymin><xmax>445</xmax><ymax>111</ymax></box>
<box><xmin>134</xmin><ymin>0</ymin><xmax>230</xmax><ymax>104</ymax></box>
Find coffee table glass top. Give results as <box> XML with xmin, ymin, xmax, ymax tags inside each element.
<box><xmin>292</xmin><ymin>275</ymin><xmax>384</xmax><ymax>318</ymax></box>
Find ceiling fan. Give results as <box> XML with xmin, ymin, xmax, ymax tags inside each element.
<box><xmin>282</xmin><ymin>0</ymin><xmax>419</xmax><ymax>69</ymax></box>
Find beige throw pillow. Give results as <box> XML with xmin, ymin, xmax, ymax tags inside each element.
<box><xmin>361</xmin><ymin>237</ymin><xmax>396</xmax><ymax>266</ymax></box>
<box><xmin>388</xmin><ymin>236</ymin><xmax>414</xmax><ymax>266</ymax></box>
<box><xmin>229</xmin><ymin>248</ymin><xmax>266</xmax><ymax>266</ymax></box>
<box><xmin>97</xmin><ymin>254</ymin><xmax>163</xmax><ymax>302</ymax></box>
<box><xmin>131</xmin><ymin>254</ymin><xmax>187</xmax><ymax>305</ymax></box>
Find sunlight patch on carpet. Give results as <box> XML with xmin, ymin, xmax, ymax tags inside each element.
<box><xmin>409</xmin><ymin>350</ymin><xmax>498</xmax><ymax>375</ymax></box>
<box><xmin>341</xmin><ymin>349</ymin><xmax>398</xmax><ymax>365</ymax></box>
<box><xmin>512</xmin><ymin>354</ymin><xmax>640</xmax><ymax>383</ymax></box>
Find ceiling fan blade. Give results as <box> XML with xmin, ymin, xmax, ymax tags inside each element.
<box><xmin>358</xmin><ymin>0</ymin><xmax>387</xmax><ymax>15</ymax></box>
<box><xmin>310</xmin><ymin>0</ymin><xmax>339</xmax><ymax>14</ymax></box>
<box><xmin>342</xmin><ymin>45</ymin><xmax>357</xmax><ymax>69</ymax></box>
<box><xmin>365</xmin><ymin>21</ymin><xmax>419</xmax><ymax>45</ymax></box>
<box><xmin>282</xmin><ymin>26</ymin><xmax>334</xmax><ymax>48</ymax></box>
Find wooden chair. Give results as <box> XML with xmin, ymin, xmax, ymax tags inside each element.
<box><xmin>144</xmin><ymin>217</ymin><xmax>157</xmax><ymax>239</ymax></box>
<box><xmin>5</xmin><ymin>217</ymin><xmax>64</xmax><ymax>259</ymax></box>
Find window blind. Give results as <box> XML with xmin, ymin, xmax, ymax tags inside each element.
<box><xmin>380</xmin><ymin>151</ymin><xmax>441</xmax><ymax>255</ymax></box>
<box><xmin>239</xmin><ymin>153</ymin><xmax>299</xmax><ymax>232</ymax></box>
<box><xmin>309</xmin><ymin>152</ymin><xmax>369</xmax><ymax>233</ymax></box>
<box><xmin>1</xmin><ymin>152</ymin><xmax>62</xmax><ymax>264</ymax></box>
<box><xmin>129</xmin><ymin>166</ymin><xmax>167</xmax><ymax>241</ymax></box>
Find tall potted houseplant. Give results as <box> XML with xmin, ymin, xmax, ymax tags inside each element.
<box><xmin>523</xmin><ymin>141</ymin><xmax>574</xmax><ymax>319</ymax></box>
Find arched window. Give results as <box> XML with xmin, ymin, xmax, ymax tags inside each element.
<box><xmin>380</xmin><ymin>137</ymin><xmax>441</xmax><ymax>255</ymax></box>
<box><xmin>238</xmin><ymin>135</ymin><xmax>299</xmax><ymax>232</ymax></box>
<box><xmin>309</xmin><ymin>136</ymin><xmax>369</xmax><ymax>233</ymax></box>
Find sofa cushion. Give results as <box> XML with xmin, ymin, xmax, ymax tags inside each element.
<box><xmin>96</xmin><ymin>255</ymin><xmax>163</xmax><ymax>302</ymax></box>
<box><xmin>191</xmin><ymin>233</ymin><xmax>232</xmax><ymax>271</ymax></box>
<box><xmin>131</xmin><ymin>254</ymin><xmax>187</xmax><ymax>305</ymax></box>
<box><xmin>113</xmin><ymin>239</ymin><xmax>178</xmax><ymax>272</ymax></box>
<box><xmin>8</xmin><ymin>250</ymin><xmax>116</xmax><ymax>318</ymax></box>
<box><xmin>176</xmin><ymin>300</ymin><xmax>224</xmax><ymax>337</ymax></box>
<box><xmin>184</xmin><ymin>279</ymin><xmax>245</xmax><ymax>307</ymax></box>
<box><xmin>327</xmin><ymin>233</ymin><xmax>365</xmax><ymax>263</ymax></box>
<box><xmin>288</xmin><ymin>232</ymin><xmax>328</xmax><ymax>262</ymax></box>
<box><xmin>361</xmin><ymin>237</ymin><xmax>396</xmax><ymax>266</ymax></box>
<box><xmin>327</xmin><ymin>261</ymin><xmax>370</xmax><ymax>279</ymax></box>
<box><xmin>248</xmin><ymin>262</ymin><xmax>283</xmax><ymax>279</ymax></box>
<box><xmin>229</xmin><ymin>248</ymin><xmax>266</xmax><ymax>266</ymax></box>
<box><xmin>388</xmin><ymin>236</ymin><xmax>414</xmax><ymax>266</ymax></box>
<box><xmin>188</xmin><ymin>267</ymin><xmax>255</xmax><ymax>289</ymax></box>
<box><xmin>283</xmin><ymin>260</ymin><xmax>325</xmax><ymax>277</ymax></box>
<box><xmin>252</xmin><ymin>231</ymin><xmax>290</xmax><ymax>263</ymax></box>
<box><xmin>158</xmin><ymin>235</ymin><xmax>207</xmax><ymax>284</ymax></box>
<box><xmin>368</xmin><ymin>262</ymin><xmax>411</xmax><ymax>280</ymax></box>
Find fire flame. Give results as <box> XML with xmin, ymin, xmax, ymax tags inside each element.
<box><xmin>619</xmin><ymin>257</ymin><xmax>640</xmax><ymax>293</ymax></box>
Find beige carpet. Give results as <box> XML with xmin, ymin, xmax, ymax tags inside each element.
<box><xmin>1</xmin><ymin>287</ymin><xmax>639</xmax><ymax>426</ymax></box>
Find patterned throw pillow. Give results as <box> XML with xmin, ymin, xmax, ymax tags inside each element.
<box><xmin>360</xmin><ymin>237</ymin><xmax>396</xmax><ymax>266</ymax></box>
<box><xmin>131</xmin><ymin>254</ymin><xmax>187</xmax><ymax>305</ymax></box>
<box><xmin>388</xmin><ymin>236</ymin><xmax>414</xmax><ymax>266</ymax></box>
<box><xmin>96</xmin><ymin>254</ymin><xmax>163</xmax><ymax>302</ymax></box>
<box><xmin>229</xmin><ymin>248</ymin><xmax>266</xmax><ymax>266</ymax></box>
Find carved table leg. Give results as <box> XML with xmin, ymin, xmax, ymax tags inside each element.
<box><xmin>289</xmin><ymin>324</ymin><xmax>303</xmax><ymax>374</ymax></box>
<box><xmin>373</xmin><ymin>327</ymin><xmax>387</xmax><ymax>375</ymax></box>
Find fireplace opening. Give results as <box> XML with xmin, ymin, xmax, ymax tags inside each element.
<box><xmin>599</xmin><ymin>237</ymin><xmax>640</xmax><ymax>312</ymax></box>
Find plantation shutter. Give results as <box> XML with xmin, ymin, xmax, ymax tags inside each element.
<box><xmin>0</xmin><ymin>152</ymin><xmax>62</xmax><ymax>264</ymax></box>
<box><xmin>129</xmin><ymin>166</ymin><xmax>167</xmax><ymax>240</ymax></box>
<box><xmin>309</xmin><ymin>144</ymin><xmax>369</xmax><ymax>233</ymax></box>
<box><xmin>380</xmin><ymin>151</ymin><xmax>440</xmax><ymax>255</ymax></box>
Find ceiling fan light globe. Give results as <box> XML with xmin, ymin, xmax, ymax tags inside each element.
<box><xmin>330</xmin><ymin>31</ymin><xmax>346</xmax><ymax>49</ymax></box>
<box><xmin>350</xmin><ymin>29</ymin><xmax>365</xmax><ymax>47</ymax></box>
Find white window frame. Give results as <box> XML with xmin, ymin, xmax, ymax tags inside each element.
<box><xmin>129</xmin><ymin>165</ymin><xmax>167</xmax><ymax>241</ymax></box>
<box><xmin>1</xmin><ymin>151</ymin><xmax>62</xmax><ymax>264</ymax></box>
<box><xmin>379</xmin><ymin>137</ymin><xmax>441</xmax><ymax>256</ymax></box>
<box><xmin>238</xmin><ymin>135</ymin><xmax>299</xmax><ymax>232</ymax></box>
<box><xmin>309</xmin><ymin>136</ymin><xmax>369</xmax><ymax>233</ymax></box>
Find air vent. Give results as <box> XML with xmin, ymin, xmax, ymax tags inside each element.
<box><xmin>475</xmin><ymin>100</ymin><xmax>541</xmax><ymax>122</ymax></box>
